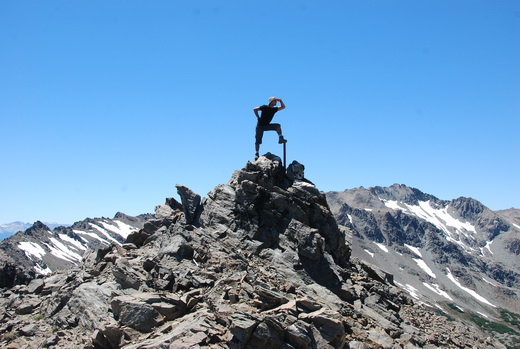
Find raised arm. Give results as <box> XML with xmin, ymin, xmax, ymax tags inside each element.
<box><xmin>277</xmin><ymin>99</ymin><xmax>286</xmax><ymax>111</ymax></box>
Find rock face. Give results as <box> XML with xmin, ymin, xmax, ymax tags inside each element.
<box><xmin>0</xmin><ymin>158</ymin><xmax>505</xmax><ymax>348</ymax></box>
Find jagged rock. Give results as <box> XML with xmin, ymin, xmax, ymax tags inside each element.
<box><xmin>176</xmin><ymin>184</ymin><xmax>202</xmax><ymax>225</ymax></box>
<box><xmin>286</xmin><ymin>322</ymin><xmax>312</xmax><ymax>348</ymax></box>
<box><xmin>299</xmin><ymin>308</ymin><xmax>345</xmax><ymax>346</ymax></box>
<box><xmin>359</xmin><ymin>262</ymin><xmax>394</xmax><ymax>285</ymax></box>
<box><xmin>249</xmin><ymin>317</ymin><xmax>285</xmax><ymax>347</ymax></box>
<box><xmin>229</xmin><ymin>313</ymin><xmax>258</xmax><ymax>343</ymax></box>
<box><xmin>286</xmin><ymin>160</ymin><xmax>305</xmax><ymax>181</ymax></box>
<box><xmin>154</xmin><ymin>204</ymin><xmax>175</xmax><ymax>219</ymax></box>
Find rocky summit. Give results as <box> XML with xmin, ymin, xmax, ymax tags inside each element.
<box><xmin>0</xmin><ymin>156</ymin><xmax>505</xmax><ymax>348</ymax></box>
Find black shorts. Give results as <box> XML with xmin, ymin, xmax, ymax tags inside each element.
<box><xmin>255</xmin><ymin>123</ymin><xmax>280</xmax><ymax>145</ymax></box>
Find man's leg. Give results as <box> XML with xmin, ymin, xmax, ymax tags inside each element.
<box><xmin>275</xmin><ymin>124</ymin><xmax>287</xmax><ymax>144</ymax></box>
<box><xmin>255</xmin><ymin>126</ymin><xmax>263</xmax><ymax>160</ymax></box>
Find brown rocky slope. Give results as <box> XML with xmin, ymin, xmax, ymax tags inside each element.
<box><xmin>0</xmin><ymin>156</ymin><xmax>504</xmax><ymax>348</ymax></box>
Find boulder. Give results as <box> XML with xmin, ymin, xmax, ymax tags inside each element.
<box><xmin>286</xmin><ymin>160</ymin><xmax>305</xmax><ymax>181</ymax></box>
<box><xmin>111</xmin><ymin>295</ymin><xmax>164</xmax><ymax>333</ymax></box>
<box><xmin>15</xmin><ymin>298</ymin><xmax>41</xmax><ymax>315</ymax></box>
<box><xmin>26</xmin><ymin>278</ymin><xmax>45</xmax><ymax>294</ymax></box>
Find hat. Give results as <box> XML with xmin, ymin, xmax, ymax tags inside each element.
<box><xmin>268</xmin><ymin>96</ymin><xmax>276</xmax><ymax>103</ymax></box>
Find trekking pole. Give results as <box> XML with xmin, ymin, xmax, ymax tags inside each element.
<box><xmin>283</xmin><ymin>142</ymin><xmax>287</xmax><ymax>169</ymax></box>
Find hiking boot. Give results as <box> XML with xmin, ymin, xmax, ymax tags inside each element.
<box><xmin>278</xmin><ymin>136</ymin><xmax>287</xmax><ymax>144</ymax></box>
<box><xmin>255</xmin><ymin>152</ymin><xmax>259</xmax><ymax>160</ymax></box>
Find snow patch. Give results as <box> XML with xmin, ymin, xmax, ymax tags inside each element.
<box><xmin>396</xmin><ymin>282</ymin><xmax>420</xmax><ymax>300</ymax></box>
<box><xmin>375</xmin><ymin>242</ymin><xmax>388</xmax><ymax>253</ymax></box>
<box><xmin>44</xmin><ymin>238</ymin><xmax>83</xmax><ymax>263</ymax></box>
<box><xmin>482</xmin><ymin>277</ymin><xmax>498</xmax><ymax>287</ymax></box>
<box><xmin>385</xmin><ymin>200</ymin><xmax>478</xmax><ymax>245</ymax></box>
<box><xmin>382</xmin><ymin>199</ymin><xmax>402</xmax><ymax>210</ymax></box>
<box><xmin>414</xmin><ymin>258</ymin><xmax>436</xmax><ymax>278</ymax></box>
<box><xmin>74</xmin><ymin>229</ymin><xmax>111</xmax><ymax>245</ymax></box>
<box><xmin>423</xmin><ymin>282</ymin><xmax>453</xmax><ymax>300</ymax></box>
<box><xmin>34</xmin><ymin>263</ymin><xmax>52</xmax><ymax>275</ymax></box>
<box><xmin>89</xmin><ymin>223</ymin><xmax>122</xmax><ymax>246</ymax></box>
<box><xmin>446</xmin><ymin>268</ymin><xmax>496</xmax><ymax>307</ymax></box>
<box><xmin>484</xmin><ymin>240</ymin><xmax>494</xmax><ymax>255</ymax></box>
<box><xmin>454</xmin><ymin>304</ymin><xmax>465</xmax><ymax>312</ymax></box>
<box><xmin>99</xmin><ymin>220</ymin><xmax>137</xmax><ymax>239</ymax></box>
<box><xmin>364</xmin><ymin>249</ymin><xmax>374</xmax><ymax>258</ymax></box>
<box><xmin>18</xmin><ymin>242</ymin><xmax>46</xmax><ymax>260</ymax></box>
<box><xmin>58</xmin><ymin>234</ymin><xmax>87</xmax><ymax>251</ymax></box>
<box><xmin>405</xmin><ymin>244</ymin><xmax>422</xmax><ymax>258</ymax></box>
<box><xmin>477</xmin><ymin>312</ymin><xmax>489</xmax><ymax>319</ymax></box>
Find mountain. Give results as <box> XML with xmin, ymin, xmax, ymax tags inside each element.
<box><xmin>0</xmin><ymin>221</ymin><xmax>69</xmax><ymax>241</ymax></box>
<box><xmin>0</xmin><ymin>212</ymin><xmax>153</xmax><ymax>288</ymax></box>
<box><xmin>497</xmin><ymin>208</ymin><xmax>520</xmax><ymax>228</ymax></box>
<box><xmin>0</xmin><ymin>222</ymin><xmax>32</xmax><ymax>241</ymax></box>
<box><xmin>326</xmin><ymin>184</ymin><xmax>520</xmax><ymax>347</ymax></box>
<box><xmin>0</xmin><ymin>157</ymin><xmax>508</xmax><ymax>348</ymax></box>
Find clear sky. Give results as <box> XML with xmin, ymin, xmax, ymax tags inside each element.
<box><xmin>1</xmin><ymin>0</ymin><xmax>519</xmax><ymax>224</ymax></box>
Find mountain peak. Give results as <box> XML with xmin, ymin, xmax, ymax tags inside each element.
<box><xmin>26</xmin><ymin>221</ymin><xmax>50</xmax><ymax>234</ymax></box>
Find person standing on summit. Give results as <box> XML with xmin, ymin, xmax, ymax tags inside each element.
<box><xmin>253</xmin><ymin>97</ymin><xmax>287</xmax><ymax>160</ymax></box>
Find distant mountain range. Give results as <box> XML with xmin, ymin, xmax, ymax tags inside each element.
<box><xmin>326</xmin><ymin>185</ymin><xmax>520</xmax><ymax>327</ymax></box>
<box><xmin>0</xmin><ymin>212</ymin><xmax>153</xmax><ymax>287</ymax></box>
<box><xmin>0</xmin><ymin>221</ymin><xmax>69</xmax><ymax>241</ymax></box>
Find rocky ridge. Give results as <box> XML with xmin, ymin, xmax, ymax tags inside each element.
<box><xmin>0</xmin><ymin>213</ymin><xmax>151</xmax><ymax>288</ymax></box>
<box><xmin>0</xmin><ymin>157</ymin><xmax>504</xmax><ymax>348</ymax></box>
<box><xmin>0</xmin><ymin>222</ymin><xmax>67</xmax><ymax>241</ymax></box>
<box><xmin>497</xmin><ymin>208</ymin><xmax>520</xmax><ymax>228</ymax></box>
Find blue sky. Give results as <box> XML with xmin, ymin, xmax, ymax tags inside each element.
<box><xmin>1</xmin><ymin>0</ymin><xmax>519</xmax><ymax>224</ymax></box>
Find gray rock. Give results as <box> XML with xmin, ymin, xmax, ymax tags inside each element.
<box><xmin>176</xmin><ymin>184</ymin><xmax>202</xmax><ymax>225</ymax></box>
<box><xmin>229</xmin><ymin>313</ymin><xmax>258</xmax><ymax>343</ymax></box>
<box><xmin>19</xmin><ymin>324</ymin><xmax>38</xmax><ymax>336</ymax></box>
<box><xmin>300</xmin><ymin>308</ymin><xmax>345</xmax><ymax>345</ymax></box>
<box><xmin>250</xmin><ymin>318</ymin><xmax>285</xmax><ymax>348</ymax></box>
<box><xmin>367</xmin><ymin>327</ymin><xmax>395</xmax><ymax>348</ymax></box>
<box><xmin>66</xmin><ymin>281</ymin><xmax>117</xmax><ymax>331</ymax></box>
<box><xmin>27</xmin><ymin>278</ymin><xmax>45</xmax><ymax>294</ymax></box>
<box><xmin>286</xmin><ymin>160</ymin><xmax>305</xmax><ymax>181</ymax></box>
<box><xmin>15</xmin><ymin>298</ymin><xmax>41</xmax><ymax>315</ymax></box>
<box><xmin>154</xmin><ymin>204</ymin><xmax>175</xmax><ymax>219</ymax></box>
<box><xmin>349</xmin><ymin>340</ymin><xmax>368</xmax><ymax>349</ymax></box>
<box><xmin>111</xmin><ymin>295</ymin><xmax>164</xmax><ymax>332</ymax></box>
<box><xmin>286</xmin><ymin>322</ymin><xmax>312</xmax><ymax>348</ymax></box>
